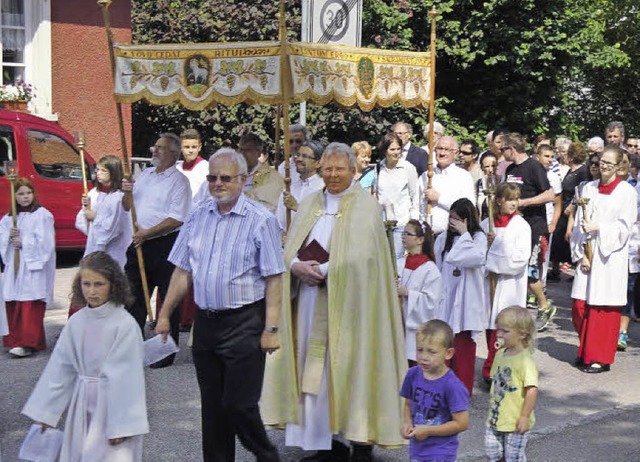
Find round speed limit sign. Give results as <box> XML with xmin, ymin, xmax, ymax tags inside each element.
<box><xmin>320</xmin><ymin>0</ymin><xmax>350</xmax><ymax>42</ymax></box>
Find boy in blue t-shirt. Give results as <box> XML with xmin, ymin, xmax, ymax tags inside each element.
<box><xmin>400</xmin><ymin>320</ymin><xmax>470</xmax><ymax>462</ymax></box>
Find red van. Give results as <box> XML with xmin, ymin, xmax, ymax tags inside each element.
<box><xmin>0</xmin><ymin>109</ymin><xmax>95</xmax><ymax>249</ymax></box>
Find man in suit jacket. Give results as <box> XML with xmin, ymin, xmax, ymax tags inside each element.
<box><xmin>392</xmin><ymin>121</ymin><xmax>428</xmax><ymax>177</ymax></box>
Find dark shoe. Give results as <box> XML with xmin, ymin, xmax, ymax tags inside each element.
<box><xmin>351</xmin><ymin>444</ymin><xmax>373</xmax><ymax>462</ymax></box>
<box><xmin>149</xmin><ymin>353</ymin><xmax>175</xmax><ymax>369</ymax></box>
<box><xmin>574</xmin><ymin>357</ymin><xmax>585</xmax><ymax>367</ymax></box>
<box><xmin>301</xmin><ymin>440</ymin><xmax>350</xmax><ymax>462</ymax></box>
<box><xmin>580</xmin><ymin>362</ymin><xmax>610</xmax><ymax>374</ymax></box>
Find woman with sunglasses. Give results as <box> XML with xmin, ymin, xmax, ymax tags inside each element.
<box><xmin>569</xmin><ymin>145</ymin><xmax>637</xmax><ymax>373</ymax></box>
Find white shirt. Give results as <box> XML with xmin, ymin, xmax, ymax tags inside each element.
<box><xmin>419</xmin><ymin>164</ymin><xmax>475</xmax><ymax>234</ymax></box>
<box><xmin>546</xmin><ymin>169</ymin><xmax>563</xmax><ymax>226</ymax></box>
<box><xmin>176</xmin><ymin>157</ymin><xmax>209</xmax><ymax>199</ymax></box>
<box><xmin>278</xmin><ymin>158</ymin><xmax>301</xmax><ymax>183</ymax></box>
<box><xmin>377</xmin><ymin>158</ymin><xmax>419</xmax><ymax>226</ymax></box>
<box><xmin>133</xmin><ymin>165</ymin><xmax>191</xmax><ymax>230</ymax></box>
<box><xmin>276</xmin><ymin>174</ymin><xmax>325</xmax><ymax>230</ymax></box>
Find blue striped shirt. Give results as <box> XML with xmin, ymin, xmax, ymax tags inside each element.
<box><xmin>168</xmin><ymin>194</ymin><xmax>285</xmax><ymax>310</ymax></box>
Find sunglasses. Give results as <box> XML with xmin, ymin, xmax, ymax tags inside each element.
<box><xmin>459</xmin><ymin>151</ymin><xmax>474</xmax><ymax>156</ymax></box>
<box><xmin>206</xmin><ymin>174</ymin><xmax>243</xmax><ymax>183</ymax></box>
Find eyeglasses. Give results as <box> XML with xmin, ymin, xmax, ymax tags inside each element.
<box><xmin>459</xmin><ymin>151</ymin><xmax>474</xmax><ymax>156</ymax></box>
<box><xmin>627</xmin><ymin>144</ymin><xmax>638</xmax><ymax>148</ymax></box>
<box><xmin>206</xmin><ymin>174</ymin><xmax>243</xmax><ymax>183</ymax></box>
<box><xmin>402</xmin><ymin>230</ymin><xmax>419</xmax><ymax>237</ymax></box>
<box><xmin>435</xmin><ymin>147</ymin><xmax>457</xmax><ymax>153</ymax></box>
<box><xmin>293</xmin><ymin>153</ymin><xmax>316</xmax><ymax>161</ymax></box>
<box><xmin>599</xmin><ymin>160</ymin><xmax>618</xmax><ymax>168</ymax></box>
<box><xmin>589</xmin><ymin>161</ymin><xmax>599</xmax><ymax>166</ymax></box>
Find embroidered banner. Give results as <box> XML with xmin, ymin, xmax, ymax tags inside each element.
<box><xmin>289</xmin><ymin>42</ymin><xmax>431</xmax><ymax>111</ymax></box>
<box><xmin>113</xmin><ymin>41</ymin><xmax>431</xmax><ymax>111</ymax></box>
<box><xmin>113</xmin><ymin>42</ymin><xmax>282</xmax><ymax>109</ymax></box>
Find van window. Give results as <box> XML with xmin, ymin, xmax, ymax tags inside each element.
<box><xmin>0</xmin><ymin>125</ymin><xmax>17</xmax><ymax>175</ymax></box>
<box><xmin>27</xmin><ymin>129</ymin><xmax>85</xmax><ymax>181</ymax></box>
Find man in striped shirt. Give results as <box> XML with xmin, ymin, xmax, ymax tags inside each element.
<box><xmin>156</xmin><ymin>148</ymin><xmax>284</xmax><ymax>462</ymax></box>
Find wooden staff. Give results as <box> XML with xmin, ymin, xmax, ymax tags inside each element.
<box><xmin>74</xmin><ymin>131</ymin><xmax>91</xmax><ymax>232</ymax></box>
<box><xmin>4</xmin><ymin>161</ymin><xmax>19</xmax><ymax>276</ymax></box>
<box><xmin>99</xmin><ymin>0</ymin><xmax>153</xmax><ymax>322</ymax></box>
<box><xmin>273</xmin><ymin>105</ymin><xmax>282</xmax><ymax>167</ymax></box>
<box><xmin>278</xmin><ymin>0</ymin><xmax>293</xmax><ymax>229</ymax></box>
<box><xmin>425</xmin><ymin>7</ymin><xmax>438</xmax><ymax>224</ymax></box>
<box><xmin>484</xmin><ymin>174</ymin><xmax>498</xmax><ymax>310</ymax></box>
<box><xmin>576</xmin><ymin>195</ymin><xmax>594</xmax><ymax>264</ymax></box>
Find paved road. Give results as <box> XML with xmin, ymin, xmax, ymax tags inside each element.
<box><xmin>1</xmin><ymin>255</ymin><xmax>639</xmax><ymax>461</ymax></box>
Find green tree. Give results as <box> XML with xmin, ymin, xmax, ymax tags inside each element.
<box><xmin>130</xmin><ymin>0</ymin><xmax>640</xmax><ymax>158</ymax></box>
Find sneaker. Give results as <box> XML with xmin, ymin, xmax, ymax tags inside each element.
<box><xmin>526</xmin><ymin>295</ymin><xmax>537</xmax><ymax>310</ymax></box>
<box><xmin>8</xmin><ymin>347</ymin><xmax>32</xmax><ymax>357</ymax></box>
<box><xmin>536</xmin><ymin>304</ymin><xmax>557</xmax><ymax>331</ymax></box>
<box><xmin>618</xmin><ymin>331</ymin><xmax>628</xmax><ymax>351</ymax></box>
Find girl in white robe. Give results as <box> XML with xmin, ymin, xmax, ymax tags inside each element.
<box><xmin>435</xmin><ymin>198</ymin><xmax>488</xmax><ymax>395</ymax></box>
<box><xmin>397</xmin><ymin>219</ymin><xmax>442</xmax><ymax>362</ymax></box>
<box><xmin>23</xmin><ymin>251</ymin><xmax>149</xmax><ymax>461</ymax></box>
<box><xmin>1</xmin><ymin>178</ymin><xmax>55</xmax><ymax>357</ymax></box>
<box><xmin>481</xmin><ymin>183</ymin><xmax>531</xmax><ymax>380</ymax></box>
<box><xmin>75</xmin><ymin>155</ymin><xmax>132</xmax><ymax>269</ymax></box>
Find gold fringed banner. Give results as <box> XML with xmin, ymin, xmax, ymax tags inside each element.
<box><xmin>289</xmin><ymin>41</ymin><xmax>431</xmax><ymax>111</ymax></box>
<box><xmin>114</xmin><ymin>41</ymin><xmax>282</xmax><ymax>109</ymax></box>
<box><xmin>112</xmin><ymin>41</ymin><xmax>431</xmax><ymax>112</ymax></box>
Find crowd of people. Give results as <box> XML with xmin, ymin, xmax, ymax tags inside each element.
<box><xmin>1</xmin><ymin>118</ymin><xmax>639</xmax><ymax>461</ymax></box>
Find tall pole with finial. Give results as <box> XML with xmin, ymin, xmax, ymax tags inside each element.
<box><xmin>425</xmin><ymin>7</ymin><xmax>438</xmax><ymax>225</ymax></box>
<box><xmin>278</xmin><ymin>0</ymin><xmax>293</xmax><ymax>229</ymax></box>
<box><xmin>98</xmin><ymin>0</ymin><xmax>153</xmax><ymax>322</ymax></box>
<box><xmin>4</xmin><ymin>160</ymin><xmax>19</xmax><ymax>276</ymax></box>
<box><xmin>484</xmin><ymin>174</ymin><xmax>498</xmax><ymax>311</ymax></box>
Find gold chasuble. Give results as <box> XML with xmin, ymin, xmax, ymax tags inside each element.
<box><xmin>246</xmin><ymin>162</ymin><xmax>284</xmax><ymax>213</ymax></box>
<box><xmin>261</xmin><ymin>185</ymin><xmax>407</xmax><ymax>447</ymax></box>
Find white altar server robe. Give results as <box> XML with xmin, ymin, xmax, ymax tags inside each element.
<box><xmin>435</xmin><ymin>231</ymin><xmax>488</xmax><ymax>340</ymax></box>
<box><xmin>22</xmin><ymin>302</ymin><xmax>148</xmax><ymax>462</ymax></box>
<box><xmin>482</xmin><ymin>215</ymin><xmax>531</xmax><ymax>328</ymax></box>
<box><xmin>397</xmin><ymin>257</ymin><xmax>443</xmax><ymax>360</ymax></box>
<box><xmin>75</xmin><ymin>188</ymin><xmax>132</xmax><ymax>268</ymax></box>
<box><xmin>0</xmin><ymin>207</ymin><xmax>55</xmax><ymax>303</ymax></box>
<box><xmin>570</xmin><ymin>180</ymin><xmax>637</xmax><ymax>305</ymax></box>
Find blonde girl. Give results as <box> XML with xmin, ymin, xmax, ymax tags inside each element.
<box><xmin>485</xmin><ymin>306</ymin><xmax>538</xmax><ymax>462</ymax></box>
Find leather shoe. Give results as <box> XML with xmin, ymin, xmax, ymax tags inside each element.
<box><xmin>351</xmin><ymin>444</ymin><xmax>373</xmax><ymax>462</ymax></box>
<box><xmin>149</xmin><ymin>353</ymin><xmax>175</xmax><ymax>369</ymax></box>
<box><xmin>580</xmin><ymin>362</ymin><xmax>610</xmax><ymax>374</ymax></box>
<box><xmin>300</xmin><ymin>440</ymin><xmax>350</xmax><ymax>461</ymax></box>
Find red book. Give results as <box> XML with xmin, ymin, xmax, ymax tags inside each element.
<box><xmin>297</xmin><ymin>239</ymin><xmax>330</xmax><ymax>264</ymax></box>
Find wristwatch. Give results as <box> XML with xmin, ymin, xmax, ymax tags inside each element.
<box><xmin>264</xmin><ymin>325</ymin><xmax>279</xmax><ymax>333</ymax></box>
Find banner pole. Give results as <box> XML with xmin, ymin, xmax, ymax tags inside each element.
<box><xmin>426</xmin><ymin>7</ymin><xmax>438</xmax><ymax>224</ymax></box>
<box><xmin>279</xmin><ymin>0</ymin><xmax>293</xmax><ymax>229</ymax></box>
<box><xmin>98</xmin><ymin>0</ymin><xmax>153</xmax><ymax>322</ymax></box>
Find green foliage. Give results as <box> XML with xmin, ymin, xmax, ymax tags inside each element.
<box><xmin>131</xmin><ymin>0</ymin><xmax>640</xmax><ymax>159</ymax></box>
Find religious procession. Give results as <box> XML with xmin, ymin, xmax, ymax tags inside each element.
<box><xmin>1</xmin><ymin>0</ymin><xmax>639</xmax><ymax>461</ymax></box>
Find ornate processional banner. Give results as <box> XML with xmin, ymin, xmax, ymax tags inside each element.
<box><xmin>289</xmin><ymin>42</ymin><xmax>431</xmax><ymax>111</ymax></box>
<box><xmin>113</xmin><ymin>42</ymin><xmax>282</xmax><ymax>110</ymax></box>
<box><xmin>113</xmin><ymin>41</ymin><xmax>431</xmax><ymax>111</ymax></box>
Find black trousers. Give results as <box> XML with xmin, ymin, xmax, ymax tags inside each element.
<box><xmin>124</xmin><ymin>232</ymin><xmax>179</xmax><ymax>343</ymax></box>
<box><xmin>192</xmin><ymin>300</ymin><xmax>279</xmax><ymax>462</ymax></box>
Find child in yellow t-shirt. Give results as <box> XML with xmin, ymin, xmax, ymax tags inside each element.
<box><xmin>485</xmin><ymin>306</ymin><xmax>538</xmax><ymax>462</ymax></box>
